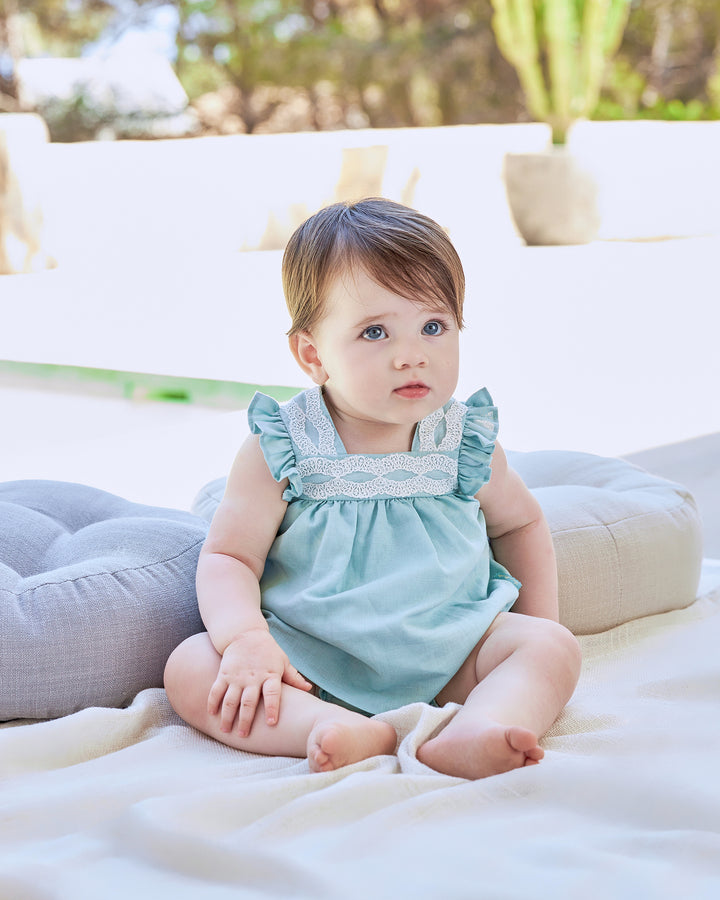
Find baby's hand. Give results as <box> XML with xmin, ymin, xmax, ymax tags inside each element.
<box><xmin>207</xmin><ymin>628</ymin><xmax>311</xmax><ymax>736</ymax></box>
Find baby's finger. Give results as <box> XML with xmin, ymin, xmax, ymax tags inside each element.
<box><xmin>219</xmin><ymin>683</ymin><xmax>242</xmax><ymax>733</ymax></box>
<box><xmin>207</xmin><ymin>675</ymin><xmax>228</xmax><ymax>716</ymax></box>
<box><xmin>283</xmin><ymin>665</ymin><xmax>313</xmax><ymax>692</ymax></box>
<box><xmin>262</xmin><ymin>676</ymin><xmax>283</xmax><ymax>726</ymax></box>
<box><xmin>236</xmin><ymin>684</ymin><xmax>261</xmax><ymax>737</ymax></box>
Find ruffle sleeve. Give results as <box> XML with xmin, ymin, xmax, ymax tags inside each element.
<box><xmin>247</xmin><ymin>392</ymin><xmax>303</xmax><ymax>501</ymax></box>
<box><xmin>457</xmin><ymin>388</ymin><xmax>500</xmax><ymax>497</ymax></box>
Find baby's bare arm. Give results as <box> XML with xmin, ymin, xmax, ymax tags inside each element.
<box><xmin>197</xmin><ymin>436</ymin><xmax>311</xmax><ymax>731</ymax></box>
<box><xmin>476</xmin><ymin>442</ymin><xmax>559</xmax><ymax>620</ymax></box>
<box><xmin>198</xmin><ymin>436</ymin><xmax>283</xmax><ymax>643</ymax></box>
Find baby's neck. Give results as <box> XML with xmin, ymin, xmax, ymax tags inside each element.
<box><xmin>321</xmin><ymin>388</ymin><xmax>417</xmax><ymax>454</ymax></box>
<box><xmin>341</xmin><ymin>428</ymin><xmax>416</xmax><ymax>455</ymax></box>
<box><xmin>326</xmin><ymin>406</ymin><xmax>415</xmax><ymax>454</ymax></box>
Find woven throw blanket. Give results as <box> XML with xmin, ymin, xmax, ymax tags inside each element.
<box><xmin>2</xmin><ymin>560</ymin><xmax>719</xmax><ymax>899</ymax></box>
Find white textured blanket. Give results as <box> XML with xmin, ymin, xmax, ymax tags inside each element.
<box><xmin>2</xmin><ymin>562</ymin><xmax>720</xmax><ymax>899</ymax></box>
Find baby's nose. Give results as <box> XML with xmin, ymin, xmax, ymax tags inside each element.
<box><xmin>393</xmin><ymin>339</ymin><xmax>428</xmax><ymax>369</ymax></box>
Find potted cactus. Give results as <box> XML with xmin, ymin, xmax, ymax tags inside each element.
<box><xmin>489</xmin><ymin>0</ymin><xmax>632</xmax><ymax>244</ymax></box>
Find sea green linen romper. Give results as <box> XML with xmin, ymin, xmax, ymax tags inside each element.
<box><xmin>249</xmin><ymin>386</ymin><xmax>520</xmax><ymax>716</ymax></box>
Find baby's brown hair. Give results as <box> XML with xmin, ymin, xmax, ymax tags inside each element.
<box><xmin>282</xmin><ymin>198</ymin><xmax>465</xmax><ymax>336</ymax></box>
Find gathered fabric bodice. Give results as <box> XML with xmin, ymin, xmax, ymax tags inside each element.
<box><xmin>248</xmin><ymin>386</ymin><xmax>520</xmax><ymax>715</ymax></box>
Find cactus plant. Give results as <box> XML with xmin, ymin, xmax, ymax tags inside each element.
<box><xmin>490</xmin><ymin>0</ymin><xmax>632</xmax><ymax>144</ymax></box>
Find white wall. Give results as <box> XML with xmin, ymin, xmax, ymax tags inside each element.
<box><xmin>2</xmin><ymin>122</ymin><xmax>719</xmax><ymax>458</ymax></box>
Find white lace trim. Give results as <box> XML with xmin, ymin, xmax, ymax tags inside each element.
<box><xmin>416</xmin><ymin>407</ymin><xmax>442</xmax><ymax>451</ymax></box>
<box><xmin>300</xmin><ymin>476</ymin><xmax>455</xmax><ymax>500</ymax></box>
<box><xmin>284</xmin><ymin>389</ymin><xmax>468</xmax><ymax>458</ymax></box>
<box><xmin>297</xmin><ymin>453</ymin><xmax>456</xmax><ymax>499</ymax></box>
<box><xmin>417</xmin><ymin>400</ymin><xmax>466</xmax><ymax>451</ymax></box>
<box><xmin>279</xmin><ymin>389</ymin><xmax>474</xmax><ymax>498</ymax></box>
<box><xmin>282</xmin><ymin>389</ymin><xmax>337</xmax><ymax>457</ymax></box>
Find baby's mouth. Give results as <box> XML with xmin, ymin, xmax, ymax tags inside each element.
<box><xmin>394</xmin><ymin>383</ymin><xmax>430</xmax><ymax>399</ymax></box>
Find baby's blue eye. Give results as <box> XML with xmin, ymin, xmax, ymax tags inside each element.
<box><xmin>362</xmin><ymin>325</ymin><xmax>387</xmax><ymax>341</ymax></box>
<box><xmin>422</xmin><ymin>321</ymin><xmax>444</xmax><ymax>336</ymax></box>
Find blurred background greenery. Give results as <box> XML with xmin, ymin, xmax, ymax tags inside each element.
<box><xmin>1</xmin><ymin>0</ymin><xmax>718</xmax><ymax>142</ymax></box>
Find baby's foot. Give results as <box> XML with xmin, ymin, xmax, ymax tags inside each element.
<box><xmin>417</xmin><ymin>717</ymin><xmax>544</xmax><ymax>780</ymax></box>
<box><xmin>307</xmin><ymin>715</ymin><xmax>397</xmax><ymax>773</ymax></box>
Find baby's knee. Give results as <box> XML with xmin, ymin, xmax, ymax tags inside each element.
<box><xmin>163</xmin><ymin>640</ymin><xmax>189</xmax><ymax>711</ymax></box>
<box><xmin>534</xmin><ymin>618</ymin><xmax>582</xmax><ymax>679</ymax></box>
<box><xmin>163</xmin><ymin>632</ymin><xmax>211</xmax><ymax>715</ymax></box>
<box><xmin>163</xmin><ymin>640</ymin><xmax>184</xmax><ymax>694</ymax></box>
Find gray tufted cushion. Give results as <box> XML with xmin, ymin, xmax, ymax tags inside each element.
<box><xmin>1</xmin><ymin>480</ymin><xmax>207</xmax><ymax>720</ymax></box>
<box><xmin>192</xmin><ymin>451</ymin><xmax>703</xmax><ymax>636</ymax></box>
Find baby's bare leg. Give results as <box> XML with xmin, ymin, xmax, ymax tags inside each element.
<box><xmin>164</xmin><ymin>633</ymin><xmax>396</xmax><ymax>771</ymax></box>
<box><xmin>418</xmin><ymin>613</ymin><xmax>581</xmax><ymax>780</ymax></box>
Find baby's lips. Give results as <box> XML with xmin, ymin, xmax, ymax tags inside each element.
<box><xmin>394</xmin><ymin>383</ymin><xmax>430</xmax><ymax>398</ymax></box>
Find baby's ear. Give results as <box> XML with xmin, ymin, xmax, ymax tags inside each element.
<box><xmin>289</xmin><ymin>332</ymin><xmax>328</xmax><ymax>384</ymax></box>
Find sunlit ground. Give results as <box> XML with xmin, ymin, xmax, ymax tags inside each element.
<box><xmin>1</xmin><ymin>121</ymin><xmax>718</xmax><ymax>549</ymax></box>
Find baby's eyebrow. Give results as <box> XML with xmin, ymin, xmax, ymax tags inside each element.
<box><xmin>353</xmin><ymin>305</ymin><xmax>450</xmax><ymax>329</ymax></box>
<box><xmin>353</xmin><ymin>313</ymin><xmax>394</xmax><ymax>329</ymax></box>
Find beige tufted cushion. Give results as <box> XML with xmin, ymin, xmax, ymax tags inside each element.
<box><xmin>508</xmin><ymin>450</ymin><xmax>703</xmax><ymax>634</ymax></box>
<box><xmin>193</xmin><ymin>450</ymin><xmax>703</xmax><ymax>637</ymax></box>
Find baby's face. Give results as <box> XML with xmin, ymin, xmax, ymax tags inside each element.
<box><xmin>306</xmin><ymin>268</ymin><xmax>459</xmax><ymax>451</ymax></box>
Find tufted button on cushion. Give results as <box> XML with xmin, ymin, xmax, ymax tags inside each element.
<box><xmin>194</xmin><ymin>450</ymin><xmax>703</xmax><ymax>636</ymax></box>
<box><xmin>1</xmin><ymin>480</ymin><xmax>207</xmax><ymax>720</ymax></box>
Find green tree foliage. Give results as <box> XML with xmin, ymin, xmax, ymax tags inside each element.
<box><xmin>601</xmin><ymin>0</ymin><xmax>720</xmax><ymax>121</ymax></box>
<box><xmin>2</xmin><ymin>0</ymin><xmax>719</xmax><ymax>136</ymax></box>
<box><xmin>175</xmin><ymin>0</ymin><xmax>522</xmax><ymax>132</ymax></box>
<box><xmin>176</xmin><ymin>0</ymin><xmax>720</xmax><ymax>134</ymax></box>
